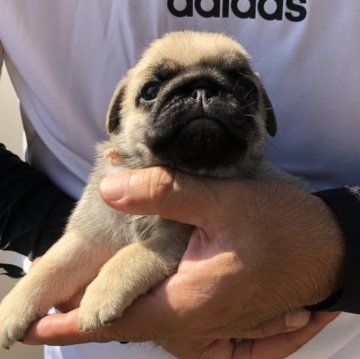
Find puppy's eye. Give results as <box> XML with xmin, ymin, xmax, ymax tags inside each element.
<box><xmin>141</xmin><ymin>82</ymin><xmax>161</xmax><ymax>102</ymax></box>
<box><xmin>234</xmin><ymin>81</ymin><xmax>256</xmax><ymax>102</ymax></box>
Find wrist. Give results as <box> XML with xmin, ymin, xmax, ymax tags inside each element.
<box><xmin>309</xmin><ymin>193</ymin><xmax>346</xmax><ymax>303</ymax></box>
<box><xmin>310</xmin><ymin>187</ymin><xmax>360</xmax><ymax>313</ymax></box>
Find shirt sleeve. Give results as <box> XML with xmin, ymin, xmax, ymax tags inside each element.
<box><xmin>0</xmin><ymin>144</ymin><xmax>75</xmax><ymax>277</ymax></box>
<box><xmin>309</xmin><ymin>186</ymin><xmax>360</xmax><ymax>313</ymax></box>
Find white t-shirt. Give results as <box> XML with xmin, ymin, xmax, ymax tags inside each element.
<box><xmin>1</xmin><ymin>1</ymin><xmax>360</xmax><ymax>358</ymax></box>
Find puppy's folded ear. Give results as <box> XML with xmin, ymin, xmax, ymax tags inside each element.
<box><xmin>106</xmin><ymin>85</ymin><xmax>126</xmax><ymax>135</ymax></box>
<box><xmin>260</xmin><ymin>86</ymin><xmax>277</xmax><ymax>137</ymax></box>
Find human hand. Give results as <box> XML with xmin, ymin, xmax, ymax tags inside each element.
<box><xmin>24</xmin><ymin>308</ymin><xmax>339</xmax><ymax>358</ymax></box>
<box><xmin>24</xmin><ymin>167</ymin><xmax>345</xmax><ymax>358</ymax></box>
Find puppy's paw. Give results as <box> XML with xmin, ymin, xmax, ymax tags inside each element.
<box><xmin>78</xmin><ymin>302</ymin><xmax>120</xmax><ymax>332</ymax></box>
<box><xmin>0</xmin><ymin>316</ymin><xmax>25</xmax><ymax>349</ymax></box>
<box><xmin>0</xmin><ymin>299</ymin><xmax>38</xmax><ymax>349</ymax></box>
<box><xmin>103</xmin><ymin>147</ymin><xmax>122</xmax><ymax>166</ymax></box>
<box><xmin>78</xmin><ymin>281</ymin><xmax>130</xmax><ymax>331</ymax></box>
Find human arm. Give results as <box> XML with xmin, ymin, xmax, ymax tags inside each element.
<box><xmin>307</xmin><ymin>186</ymin><xmax>360</xmax><ymax>313</ymax></box>
<box><xmin>0</xmin><ymin>143</ymin><xmax>75</xmax><ymax>277</ymax></box>
<box><xmin>0</xmin><ymin>38</ymin><xmax>76</xmax><ymax>277</ymax></box>
<box><xmin>23</xmin><ymin>167</ymin><xmax>346</xmax><ymax>358</ymax></box>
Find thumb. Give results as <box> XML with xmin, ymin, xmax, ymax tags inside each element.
<box><xmin>233</xmin><ymin>311</ymin><xmax>341</xmax><ymax>359</ymax></box>
<box><xmin>239</xmin><ymin>310</ymin><xmax>311</xmax><ymax>339</ymax></box>
<box><xmin>99</xmin><ymin>167</ymin><xmax>222</xmax><ymax>226</ymax></box>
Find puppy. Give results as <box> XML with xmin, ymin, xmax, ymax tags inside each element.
<box><xmin>0</xmin><ymin>31</ymin><xmax>303</xmax><ymax>348</ymax></box>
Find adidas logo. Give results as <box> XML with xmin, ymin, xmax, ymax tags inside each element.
<box><xmin>168</xmin><ymin>0</ymin><xmax>307</xmax><ymax>22</ymax></box>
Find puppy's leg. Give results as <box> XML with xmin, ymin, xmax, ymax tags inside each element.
<box><xmin>78</xmin><ymin>233</ymin><xmax>189</xmax><ymax>331</ymax></box>
<box><xmin>0</xmin><ymin>231</ymin><xmax>115</xmax><ymax>349</ymax></box>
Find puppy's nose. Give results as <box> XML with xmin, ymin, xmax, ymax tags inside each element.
<box><xmin>191</xmin><ymin>88</ymin><xmax>212</xmax><ymax>102</ymax></box>
<box><xmin>190</xmin><ymin>83</ymin><xmax>218</xmax><ymax>103</ymax></box>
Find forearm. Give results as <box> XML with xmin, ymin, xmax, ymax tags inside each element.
<box><xmin>0</xmin><ymin>144</ymin><xmax>75</xmax><ymax>277</ymax></box>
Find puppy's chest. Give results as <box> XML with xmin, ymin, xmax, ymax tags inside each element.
<box><xmin>128</xmin><ymin>215</ymin><xmax>160</xmax><ymax>242</ymax></box>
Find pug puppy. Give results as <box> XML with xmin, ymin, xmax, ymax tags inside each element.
<box><xmin>0</xmin><ymin>31</ymin><xmax>303</xmax><ymax>348</ymax></box>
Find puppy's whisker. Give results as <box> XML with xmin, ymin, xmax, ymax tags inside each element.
<box><xmin>108</xmin><ymin>116</ymin><xmax>120</xmax><ymax>122</ymax></box>
<box><xmin>242</xmin><ymin>88</ymin><xmax>255</xmax><ymax>101</ymax></box>
<box><xmin>239</xmin><ymin>72</ymin><xmax>252</xmax><ymax>80</ymax></box>
<box><xmin>243</xmin><ymin>114</ymin><xmax>256</xmax><ymax>119</ymax></box>
<box><xmin>242</xmin><ymin>101</ymin><xmax>257</xmax><ymax>109</ymax></box>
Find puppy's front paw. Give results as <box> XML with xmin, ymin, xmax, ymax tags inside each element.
<box><xmin>78</xmin><ymin>280</ymin><xmax>130</xmax><ymax>332</ymax></box>
<box><xmin>0</xmin><ymin>298</ymin><xmax>38</xmax><ymax>349</ymax></box>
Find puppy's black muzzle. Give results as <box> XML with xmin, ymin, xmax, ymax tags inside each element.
<box><xmin>146</xmin><ymin>76</ymin><xmax>256</xmax><ymax>172</ymax></box>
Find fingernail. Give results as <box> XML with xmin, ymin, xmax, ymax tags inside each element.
<box><xmin>100</xmin><ymin>173</ymin><xmax>130</xmax><ymax>201</ymax></box>
<box><xmin>285</xmin><ymin>310</ymin><xmax>310</xmax><ymax>330</ymax></box>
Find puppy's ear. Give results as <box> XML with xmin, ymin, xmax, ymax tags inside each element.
<box><xmin>106</xmin><ymin>85</ymin><xmax>125</xmax><ymax>135</ymax></box>
<box><xmin>260</xmin><ymin>85</ymin><xmax>277</xmax><ymax>137</ymax></box>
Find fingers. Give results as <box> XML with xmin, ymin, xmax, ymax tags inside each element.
<box><xmin>23</xmin><ymin>310</ymin><xmax>105</xmax><ymax>346</ymax></box>
<box><xmin>22</xmin><ymin>282</ymin><xmax>179</xmax><ymax>346</ymax></box>
<box><xmin>23</xmin><ymin>304</ymin><xmax>339</xmax><ymax>359</ymax></box>
<box><xmin>240</xmin><ymin>310</ymin><xmax>311</xmax><ymax>339</ymax></box>
<box><xmin>100</xmin><ymin>167</ymin><xmax>222</xmax><ymax>226</ymax></box>
<box><xmin>154</xmin><ymin>312</ymin><xmax>338</xmax><ymax>359</ymax></box>
<box><xmin>233</xmin><ymin>311</ymin><xmax>340</xmax><ymax>359</ymax></box>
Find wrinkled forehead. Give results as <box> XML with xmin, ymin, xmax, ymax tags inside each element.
<box><xmin>131</xmin><ymin>32</ymin><xmax>250</xmax><ymax>80</ymax></box>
